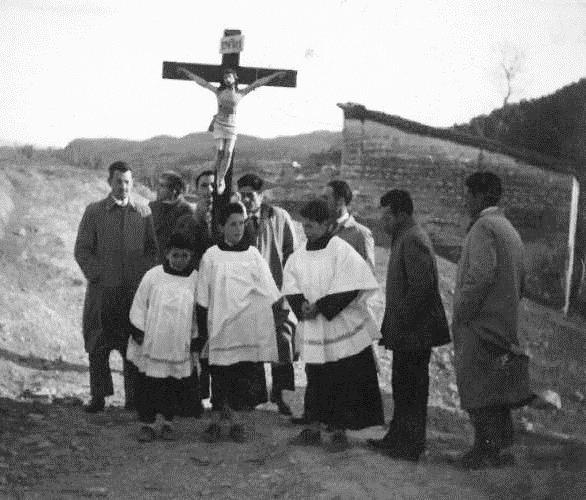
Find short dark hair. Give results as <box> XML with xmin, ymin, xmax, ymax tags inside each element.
<box><xmin>465</xmin><ymin>172</ymin><xmax>502</xmax><ymax>205</ymax></box>
<box><xmin>380</xmin><ymin>189</ymin><xmax>414</xmax><ymax>216</ymax></box>
<box><xmin>237</xmin><ymin>173</ymin><xmax>263</xmax><ymax>192</ymax></box>
<box><xmin>160</xmin><ymin>170</ymin><xmax>185</xmax><ymax>195</ymax></box>
<box><xmin>166</xmin><ymin>232</ymin><xmax>193</xmax><ymax>252</ymax></box>
<box><xmin>300</xmin><ymin>199</ymin><xmax>330</xmax><ymax>223</ymax></box>
<box><xmin>195</xmin><ymin>170</ymin><xmax>215</xmax><ymax>188</ymax></box>
<box><xmin>218</xmin><ymin>202</ymin><xmax>246</xmax><ymax>226</ymax></box>
<box><xmin>327</xmin><ymin>180</ymin><xmax>352</xmax><ymax>205</ymax></box>
<box><xmin>108</xmin><ymin>161</ymin><xmax>131</xmax><ymax>181</ymax></box>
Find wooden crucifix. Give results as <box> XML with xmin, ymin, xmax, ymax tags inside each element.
<box><xmin>163</xmin><ymin>29</ymin><xmax>297</xmax><ymax>239</ymax></box>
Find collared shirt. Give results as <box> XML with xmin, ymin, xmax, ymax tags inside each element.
<box><xmin>336</xmin><ymin>212</ymin><xmax>350</xmax><ymax>226</ymax></box>
<box><xmin>480</xmin><ymin>206</ymin><xmax>499</xmax><ymax>216</ymax></box>
<box><xmin>110</xmin><ymin>195</ymin><xmax>129</xmax><ymax>207</ymax></box>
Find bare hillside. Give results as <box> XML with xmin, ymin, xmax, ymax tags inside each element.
<box><xmin>0</xmin><ymin>164</ymin><xmax>584</xmax><ymax>498</ymax></box>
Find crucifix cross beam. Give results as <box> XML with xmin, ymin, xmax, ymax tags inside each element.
<box><xmin>162</xmin><ymin>29</ymin><xmax>297</xmax><ymax>239</ymax></box>
<box><xmin>162</xmin><ymin>29</ymin><xmax>297</xmax><ymax>87</ymax></box>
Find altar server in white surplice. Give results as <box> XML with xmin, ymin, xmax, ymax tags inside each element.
<box><xmin>196</xmin><ymin>202</ymin><xmax>283</xmax><ymax>444</ymax></box>
<box><xmin>126</xmin><ymin>233</ymin><xmax>201</xmax><ymax>443</ymax></box>
<box><xmin>282</xmin><ymin>199</ymin><xmax>384</xmax><ymax>452</ymax></box>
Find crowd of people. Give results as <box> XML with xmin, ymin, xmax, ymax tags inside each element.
<box><xmin>74</xmin><ymin>161</ymin><xmax>534</xmax><ymax>470</ymax></box>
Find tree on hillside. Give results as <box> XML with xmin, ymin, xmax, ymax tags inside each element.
<box><xmin>455</xmin><ymin>79</ymin><xmax>586</xmax><ymax>165</ymax></box>
<box><xmin>499</xmin><ymin>45</ymin><xmax>525</xmax><ymax>107</ymax></box>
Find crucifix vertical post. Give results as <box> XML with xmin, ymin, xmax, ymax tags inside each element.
<box><xmin>163</xmin><ymin>29</ymin><xmax>297</xmax><ymax>239</ymax></box>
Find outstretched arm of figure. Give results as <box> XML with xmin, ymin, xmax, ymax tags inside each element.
<box><xmin>177</xmin><ymin>67</ymin><xmax>217</xmax><ymax>93</ymax></box>
<box><xmin>240</xmin><ymin>71</ymin><xmax>287</xmax><ymax>96</ymax></box>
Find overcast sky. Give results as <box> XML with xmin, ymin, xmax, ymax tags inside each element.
<box><xmin>1</xmin><ymin>0</ymin><xmax>585</xmax><ymax>147</ymax></box>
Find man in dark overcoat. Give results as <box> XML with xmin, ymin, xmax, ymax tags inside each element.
<box><xmin>453</xmin><ymin>172</ymin><xmax>533</xmax><ymax>469</ymax></box>
<box><xmin>149</xmin><ymin>170</ymin><xmax>193</xmax><ymax>263</ymax></box>
<box><xmin>74</xmin><ymin>161</ymin><xmax>158</xmax><ymax>412</ymax></box>
<box><xmin>368</xmin><ymin>189</ymin><xmax>450</xmax><ymax>461</ymax></box>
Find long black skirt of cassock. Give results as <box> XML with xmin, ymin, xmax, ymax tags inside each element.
<box><xmin>210</xmin><ymin>361</ymin><xmax>268</xmax><ymax>411</ymax></box>
<box><xmin>305</xmin><ymin>346</ymin><xmax>384</xmax><ymax>430</ymax></box>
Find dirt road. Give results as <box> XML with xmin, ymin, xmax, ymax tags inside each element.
<box><xmin>0</xmin><ymin>164</ymin><xmax>584</xmax><ymax>499</ymax></box>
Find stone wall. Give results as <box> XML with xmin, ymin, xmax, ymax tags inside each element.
<box><xmin>0</xmin><ymin>170</ymin><xmax>15</xmax><ymax>240</ymax></box>
<box><xmin>341</xmin><ymin>118</ymin><xmax>575</xmax><ymax>307</ymax></box>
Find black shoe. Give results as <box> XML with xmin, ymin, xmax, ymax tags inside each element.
<box><xmin>367</xmin><ymin>431</ymin><xmax>399</xmax><ymax>450</ymax></box>
<box><xmin>326</xmin><ymin>430</ymin><xmax>350</xmax><ymax>453</ymax></box>
<box><xmin>289</xmin><ymin>428</ymin><xmax>321</xmax><ymax>446</ymax></box>
<box><xmin>291</xmin><ymin>415</ymin><xmax>311</xmax><ymax>425</ymax></box>
<box><xmin>203</xmin><ymin>423</ymin><xmax>222</xmax><ymax>443</ymax></box>
<box><xmin>384</xmin><ymin>447</ymin><xmax>422</xmax><ymax>463</ymax></box>
<box><xmin>229</xmin><ymin>424</ymin><xmax>246</xmax><ymax>443</ymax></box>
<box><xmin>276</xmin><ymin>399</ymin><xmax>292</xmax><ymax>416</ymax></box>
<box><xmin>137</xmin><ymin>425</ymin><xmax>156</xmax><ymax>443</ymax></box>
<box><xmin>160</xmin><ymin>423</ymin><xmax>177</xmax><ymax>441</ymax></box>
<box><xmin>84</xmin><ymin>398</ymin><xmax>105</xmax><ymax>413</ymax></box>
<box><xmin>367</xmin><ymin>437</ymin><xmax>395</xmax><ymax>450</ymax></box>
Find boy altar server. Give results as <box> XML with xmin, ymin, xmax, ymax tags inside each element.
<box><xmin>195</xmin><ymin>202</ymin><xmax>286</xmax><ymax>442</ymax></box>
<box><xmin>282</xmin><ymin>199</ymin><xmax>384</xmax><ymax>451</ymax></box>
<box><xmin>126</xmin><ymin>233</ymin><xmax>202</xmax><ymax>442</ymax></box>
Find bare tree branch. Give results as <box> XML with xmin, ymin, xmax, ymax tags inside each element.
<box><xmin>500</xmin><ymin>45</ymin><xmax>525</xmax><ymax>106</ymax></box>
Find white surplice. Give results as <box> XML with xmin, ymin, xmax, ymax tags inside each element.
<box><xmin>126</xmin><ymin>265</ymin><xmax>198</xmax><ymax>378</ymax></box>
<box><xmin>282</xmin><ymin>236</ymin><xmax>380</xmax><ymax>364</ymax></box>
<box><xmin>196</xmin><ymin>245</ymin><xmax>281</xmax><ymax>366</ymax></box>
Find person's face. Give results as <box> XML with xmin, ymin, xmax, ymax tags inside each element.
<box><xmin>321</xmin><ymin>186</ymin><xmax>339</xmax><ymax>219</ymax></box>
<box><xmin>238</xmin><ymin>186</ymin><xmax>263</xmax><ymax>214</ymax></box>
<box><xmin>108</xmin><ymin>170</ymin><xmax>133</xmax><ymax>201</ymax></box>
<box><xmin>223</xmin><ymin>72</ymin><xmax>236</xmax><ymax>86</ymax></box>
<box><xmin>221</xmin><ymin>212</ymin><xmax>246</xmax><ymax>245</ymax></box>
<box><xmin>301</xmin><ymin>217</ymin><xmax>330</xmax><ymax>242</ymax></box>
<box><xmin>166</xmin><ymin>248</ymin><xmax>193</xmax><ymax>272</ymax></box>
<box><xmin>156</xmin><ymin>177</ymin><xmax>176</xmax><ymax>202</ymax></box>
<box><xmin>380</xmin><ymin>205</ymin><xmax>399</xmax><ymax>235</ymax></box>
<box><xmin>196</xmin><ymin>174</ymin><xmax>214</xmax><ymax>201</ymax></box>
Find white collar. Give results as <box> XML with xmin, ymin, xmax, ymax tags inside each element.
<box><xmin>480</xmin><ymin>206</ymin><xmax>499</xmax><ymax>216</ymax></box>
<box><xmin>111</xmin><ymin>196</ymin><xmax>129</xmax><ymax>207</ymax></box>
<box><xmin>336</xmin><ymin>212</ymin><xmax>350</xmax><ymax>225</ymax></box>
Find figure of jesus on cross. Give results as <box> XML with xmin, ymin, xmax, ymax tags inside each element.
<box><xmin>177</xmin><ymin>66</ymin><xmax>285</xmax><ymax>195</ymax></box>
<box><xmin>164</xmin><ymin>29</ymin><xmax>297</xmax><ymax>232</ymax></box>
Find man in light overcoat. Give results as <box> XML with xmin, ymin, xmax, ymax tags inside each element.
<box><xmin>75</xmin><ymin>161</ymin><xmax>158</xmax><ymax>412</ymax></box>
<box><xmin>453</xmin><ymin>171</ymin><xmax>533</xmax><ymax>469</ymax></box>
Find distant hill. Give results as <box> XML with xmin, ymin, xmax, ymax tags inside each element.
<box><xmin>454</xmin><ymin>78</ymin><xmax>586</xmax><ymax>167</ymax></box>
<box><xmin>60</xmin><ymin>130</ymin><xmax>343</xmax><ymax>180</ymax></box>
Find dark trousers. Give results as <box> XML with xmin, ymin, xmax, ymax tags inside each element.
<box><xmin>301</xmin><ymin>363</ymin><xmax>317</xmax><ymax>419</ymax></box>
<box><xmin>203</xmin><ymin>360</ymin><xmax>293</xmax><ymax>404</ymax></box>
<box><xmin>136</xmin><ymin>372</ymin><xmax>180</xmax><ymax>424</ymax></box>
<box><xmin>175</xmin><ymin>370</ymin><xmax>203</xmax><ymax>417</ymax></box>
<box><xmin>304</xmin><ymin>347</ymin><xmax>384</xmax><ymax>430</ymax></box>
<box><xmin>89</xmin><ymin>285</ymin><xmax>137</xmax><ymax>405</ymax></box>
<box><xmin>88</xmin><ymin>338</ymin><xmax>138</xmax><ymax>404</ymax></box>
<box><xmin>209</xmin><ymin>364</ymin><xmax>244</xmax><ymax>412</ymax></box>
<box><xmin>386</xmin><ymin>349</ymin><xmax>431</xmax><ymax>454</ymax></box>
<box><xmin>270</xmin><ymin>362</ymin><xmax>294</xmax><ymax>396</ymax></box>
<box><xmin>200</xmin><ymin>358</ymin><xmax>210</xmax><ymax>400</ymax></box>
<box><xmin>468</xmin><ymin>405</ymin><xmax>514</xmax><ymax>451</ymax></box>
